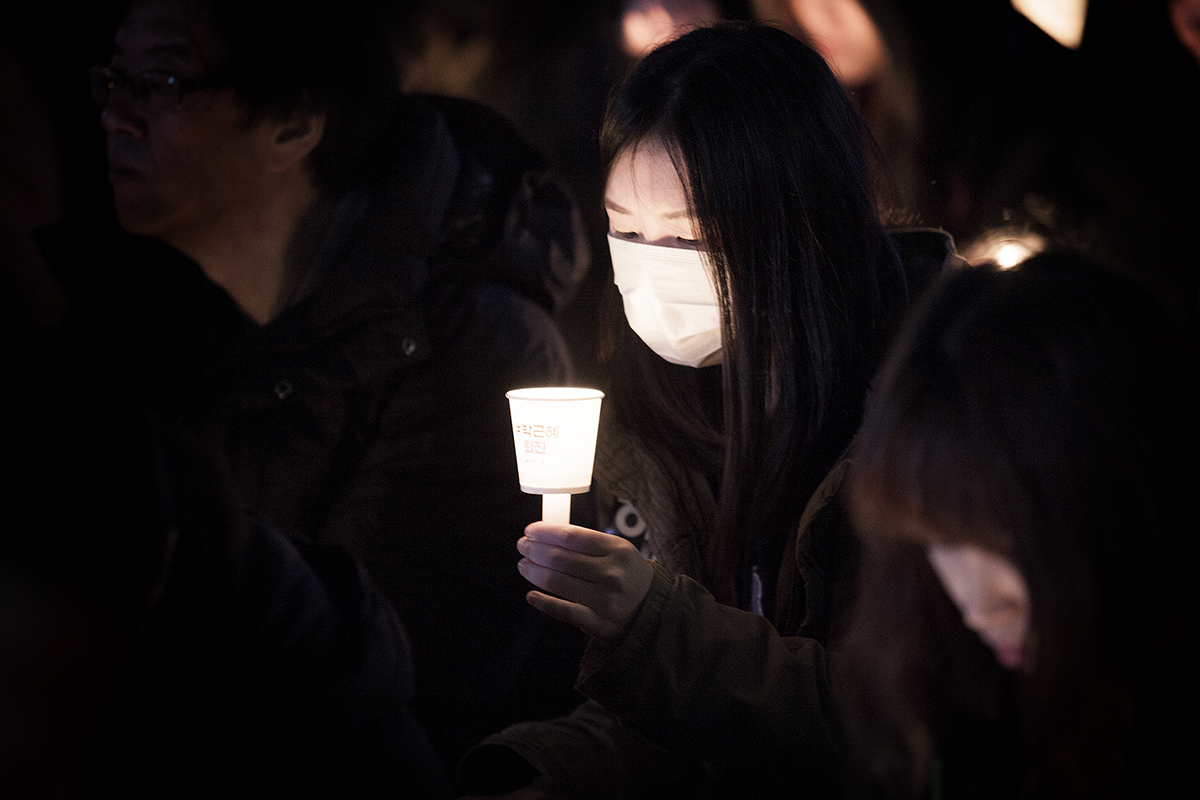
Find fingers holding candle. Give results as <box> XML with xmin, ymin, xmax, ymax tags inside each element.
<box><xmin>516</xmin><ymin>522</ymin><xmax>654</xmax><ymax>642</ymax></box>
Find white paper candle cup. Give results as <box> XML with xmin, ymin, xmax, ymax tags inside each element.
<box><xmin>506</xmin><ymin>387</ymin><xmax>604</xmax><ymax>495</ymax></box>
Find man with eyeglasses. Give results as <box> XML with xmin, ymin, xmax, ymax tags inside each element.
<box><xmin>34</xmin><ymin>0</ymin><xmax>592</xmax><ymax>786</ymax></box>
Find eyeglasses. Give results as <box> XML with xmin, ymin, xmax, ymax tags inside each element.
<box><xmin>89</xmin><ymin>65</ymin><xmax>227</xmax><ymax>109</ymax></box>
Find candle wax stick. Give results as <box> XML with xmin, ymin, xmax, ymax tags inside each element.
<box><xmin>542</xmin><ymin>493</ymin><xmax>571</xmax><ymax>524</ymax></box>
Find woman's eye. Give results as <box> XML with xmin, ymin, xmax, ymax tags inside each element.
<box><xmin>613</xmin><ymin>231</ymin><xmax>640</xmax><ymax>240</ymax></box>
<box><xmin>676</xmin><ymin>237</ymin><xmax>699</xmax><ymax>246</ymax></box>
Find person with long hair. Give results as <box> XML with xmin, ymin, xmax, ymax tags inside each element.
<box><xmin>457</xmin><ymin>21</ymin><xmax>955</xmax><ymax>799</ymax></box>
<box><xmin>591</xmin><ymin>17</ymin><xmax>917</xmax><ymax>619</ymax></box>
<box><xmin>839</xmin><ymin>251</ymin><xmax>1198</xmax><ymax>798</ymax></box>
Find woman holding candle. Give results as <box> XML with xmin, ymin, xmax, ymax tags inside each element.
<box><xmin>467</xmin><ymin>250</ymin><xmax>1197</xmax><ymax>799</ymax></box>
<box><xmin>457</xmin><ymin>20</ymin><xmax>955</xmax><ymax>798</ymax></box>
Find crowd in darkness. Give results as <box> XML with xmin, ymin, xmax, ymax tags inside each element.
<box><xmin>2</xmin><ymin>1</ymin><xmax>1197</xmax><ymax>799</ymax></box>
<box><xmin>7</xmin><ymin>1</ymin><xmax>1199</xmax><ymax>355</ymax></box>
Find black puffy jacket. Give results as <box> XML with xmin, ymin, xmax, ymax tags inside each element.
<box><xmin>37</xmin><ymin>92</ymin><xmax>593</xmax><ymax>768</ymax></box>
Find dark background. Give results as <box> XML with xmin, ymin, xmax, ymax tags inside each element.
<box><xmin>4</xmin><ymin>0</ymin><xmax>1198</xmax><ymax>377</ymax></box>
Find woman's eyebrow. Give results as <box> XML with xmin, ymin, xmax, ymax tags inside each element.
<box><xmin>604</xmin><ymin>199</ymin><xmax>689</xmax><ymax>220</ymax></box>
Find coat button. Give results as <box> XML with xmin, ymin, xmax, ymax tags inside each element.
<box><xmin>274</xmin><ymin>379</ymin><xmax>293</xmax><ymax>400</ymax></box>
<box><xmin>401</xmin><ymin>337</ymin><xmax>419</xmax><ymax>357</ymax></box>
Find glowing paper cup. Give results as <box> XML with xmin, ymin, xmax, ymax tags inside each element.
<box><xmin>506</xmin><ymin>387</ymin><xmax>604</xmax><ymax>523</ymax></box>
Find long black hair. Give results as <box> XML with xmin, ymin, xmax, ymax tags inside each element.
<box><xmin>599</xmin><ymin>21</ymin><xmax>910</xmax><ymax>609</ymax></box>
<box><xmin>841</xmin><ymin>252</ymin><xmax>1200</xmax><ymax>798</ymax></box>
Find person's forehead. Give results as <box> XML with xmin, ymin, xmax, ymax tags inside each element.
<box><xmin>607</xmin><ymin>142</ymin><xmax>688</xmax><ymax>205</ymax></box>
<box><xmin>114</xmin><ymin>0</ymin><xmax>219</xmax><ymax>68</ymax></box>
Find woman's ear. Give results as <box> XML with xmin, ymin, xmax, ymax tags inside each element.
<box><xmin>267</xmin><ymin>110</ymin><xmax>326</xmax><ymax>173</ymax></box>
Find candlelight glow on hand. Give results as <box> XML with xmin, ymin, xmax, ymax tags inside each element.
<box><xmin>506</xmin><ymin>388</ymin><xmax>604</xmax><ymax>523</ymax></box>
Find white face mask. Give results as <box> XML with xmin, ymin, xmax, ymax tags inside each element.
<box><xmin>608</xmin><ymin>234</ymin><xmax>723</xmax><ymax>368</ymax></box>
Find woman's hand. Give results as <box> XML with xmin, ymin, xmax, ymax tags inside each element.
<box><xmin>516</xmin><ymin>522</ymin><xmax>654</xmax><ymax>643</ymax></box>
